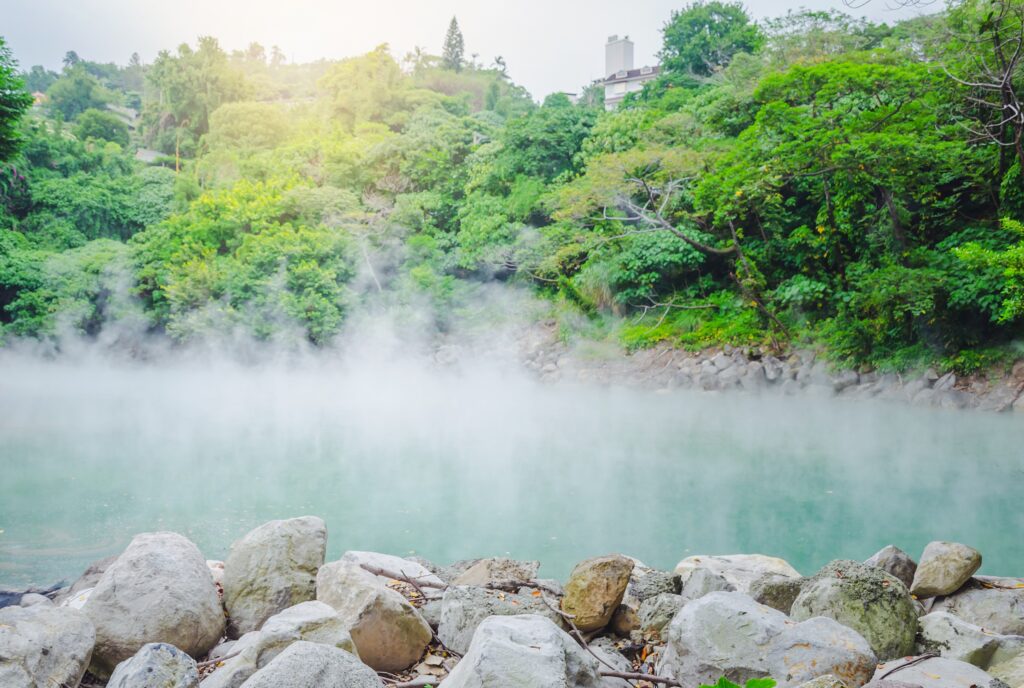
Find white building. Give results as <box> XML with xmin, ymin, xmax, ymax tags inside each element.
<box><xmin>603</xmin><ymin>35</ymin><xmax>659</xmax><ymax>110</ymax></box>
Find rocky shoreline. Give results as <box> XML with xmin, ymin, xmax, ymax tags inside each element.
<box><xmin>512</xmin><ymin>322</ymin><xmax>1024</xmax><ymax>413</ymax></box>
<box><xmin>2</xmin><ymin>517</ymin><xmax>1022</xmax><ymax>688</ymax></box>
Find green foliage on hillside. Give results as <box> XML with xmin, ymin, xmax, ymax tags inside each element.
<box><xmin>0</xmin><ymin>0</ymin><xmax>1022</xmax><ymax>367</ymax></box>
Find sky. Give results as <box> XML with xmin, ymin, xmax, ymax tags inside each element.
<box><xmin>2</xmin><ymin>0</ymin><xmax>931</xmax><ymax>99</ymax></box>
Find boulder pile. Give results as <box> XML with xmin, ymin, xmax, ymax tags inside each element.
<box><xmin>2</xmin><ymin>525</ymin><xmax>1021</xmax><ymax>688</ymax></box>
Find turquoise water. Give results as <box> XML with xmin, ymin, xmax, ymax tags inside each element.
<box><xmin>2</xmin><ymin>354</ymin><xmax>1022</xmax><ymax>588</ymax></box>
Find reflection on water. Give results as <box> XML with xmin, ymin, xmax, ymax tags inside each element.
<box><xmin>1</xmin><ymin>354</ymin><xmax>1022</xmax><ymax>587</ymax></box>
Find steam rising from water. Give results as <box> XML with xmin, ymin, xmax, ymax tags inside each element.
<box><xmin>2</xmin><ymin>286</ymin><xmax>1023</xmax><ymax>587</ymax></box>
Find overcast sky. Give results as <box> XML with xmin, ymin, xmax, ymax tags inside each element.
<box><xmin>2</xmin><ymin>0</ymin><xmax>930</xmax><ymax>99</ymax></box>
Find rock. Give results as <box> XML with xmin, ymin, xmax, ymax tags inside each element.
<box><xmin>19</xmin><ymin>593</ymin><xmax>53</xmax><ymax>608</ymax></box>
<box><xmin>562</xmin><ymin>555</ymin><xmax>635</xmax><ymax>632</ymax></box>
<box><xmin>207</xmin><ymin>560</ymin><xmax>226</xmax><ymax>588</ymax></box>
<box><xmin>749</xmin><ymin>573</ymin><xmax>804</xmax><ymax>614</ymax></box>
<box><xmin>772</xmin><ymin>617</ymin><xmax>878</xmax><ymax>686</ymax></box>
<box><xmin>258</xmin><ymin>601</ymin><xmax>358</xmax><ymax>665</ymax></box>
<box><xmin>203</xmin><ymin>601</ymin><xmax>362</xmax><ymax>688</ymax></box>
<box><xmin>935</xmin><ymin>372</ymin><xmax>957</xmax><ymax>392</ymax></box>
<box><xmin>865</xmin><ymin>546</ymin><xmax>918</xmax><ymax>590</ymax></box>
<box><xmin>239</xmin><ymin>641</ymin><xmax>380</xmax><ymax>688</ymax></box>
<box><xmin>590</xmin><ymin>637</ymin><xmax>633</xmax><ymax>688</ymax></box>
<box><xmin>223</xmin><ymin>517</ymin><xmax>326</xmax><ymax>637</ymax></box>
<box><xmin>316</xmin><ymin>560</ymin><xmax>431</xmax><ymax>672</ymax></box>
<box><xmin>438</xmin><ymin>585</ymin><xmax>564</xmax><ymax>655</ymax></box>
<box><xmin>990</xmin><ymin>651</ymin><xmax>1024</xmax><ymax>688</ymax></box>
<box><xmin>870</xmin><ymin>656</ymin><xmax>1007</xmax><ymax>688</ymax></box>
<box><xmin>106</xmin><ymin>643</ymin><xmax>199</xmax><ymax>688</ymax></box>
<box><xmin>791</xmin><ymin>559</ymin><xmax>918</xmax><ymax>660</ymax></box>
<box><xmin>54</xmin><ymin>555</ymin><xmax>116</xmax><ymax>606</ymax></box>
<box><xmin>832</xmin><ymin>370</ymin><xmax>860</xmax><ymax>392</ymax></box>
<box><xmin>638</xmin><ymin>593</ymin><xmax>685</xmax><ymax>637</ymax></box>
<box><xmin>452</xmin><ymin>557</ymin><xmax>540</xmax><ymax>587</ymax></box>
<box><xmin>442</xmin><ymin>614</ymin><xmax>602</xmax><ymax>688</ymax></box>
<box><xmin>932</xmin><ymin>577</ymin><xmax>1024</xmax><ymax>635</ymax></box>
<box><xmin>674</xmin><ymin>554</ymin><xmax>801</xmax><ymax>594</ymax></box>
<box><xmin>799</xmin><ymin>676</ymin><xmax>849</xmax><ymax>688</ymax></box>
<box><xmin>658</xmin><ymin>591</ymin><xmax>877</xmax><ymax>688</ymax></box>
<box><xmin>911</xmin><ymin>542</ymin><xmax>982</xmax><ymax>599</ymax></box>
<box><xmin>341</xmin><ymin>550</ymin><xmax>446</xmax><ymax>591</ymax></box>
<box><xmin>611</xmin><ymin>566</ymin><xmax>680</xmax><ymax>635</ymax></box>
<box><xmin>917</xmin><ymin>611</ymin><xmax>1024</xmax><ymax>669</ymax></box>
<box><xmin>60</xmin><ymin>587</ymin><xmax>94</xmax><ymax>610</ymax></box>
<box><xmin>0</xmin><ymin>604</ymin><xmax>95</xmax><ymax>688</ymax></box>
<box><xmin>680</xmin><ymin>567</ymin><xmax>735</xmax><ymax>602</ymax></box>
<box><xmin>198</xmin><ymin>632</ymin><xmax>263</xmax><ymax>688</ymax></box>
<box><xmin>84</xmin><ymin>532</ymin><xmax>224</xmax><ymax>676</ymax></box>
<box><xmin>209</xmin><ymin>639</ymin><xmax>237</xmax><ymax>661</ymax></box>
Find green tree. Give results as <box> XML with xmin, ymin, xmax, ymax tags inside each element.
<box><xmin>73</xmin><ymin>108</ymin><xmax>130</xmax><ymax>146</ymax></box>
<box><xmin>442</xmin><ymin>17</ymin><xmax>465</xmax><ymax>72</ymax></box>
<box><xmin>47</xmin><ymin>65</ymin><xmax>110</xmax><ymax>120</ymax></box>
<box><xmin>22</xmin><ymin>65</ymin><xmax>59</xmax><ymax>93</ymax></box>
<box><xmin>0</xmin><ymin>37</ymin><xmax>32</xmax><ymax>162</ymax></box>
<box><xmin>660</xmin><ymin>1</ymin><xmax>763</xmax><ymax>78</ymax></box>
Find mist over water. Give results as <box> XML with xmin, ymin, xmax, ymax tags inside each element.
<box><xmin>2</xmin><ymin>313</ymin><xmax>1023</xmax><ymax>588</ymax></box>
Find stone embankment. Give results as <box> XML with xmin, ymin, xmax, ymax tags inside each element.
<box><xmin>2</xmin><ymin>518</ymin><xmax>1022</xmax><ymax>688</ymax></box>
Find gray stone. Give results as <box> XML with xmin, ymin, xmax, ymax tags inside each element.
<box><xmin>916</xmin><ymin>611</ymin><xmax>1024</xmax><ymax>671</ymax></box>
<box><xmin>239</xmin><ymin>641</ymin><xmax>379</xmax><ymax>688</ymax></box>
<box><xmin>674</xmin><ymin>554</ymin><xmax>800</xmax><ymax>594</ymax></box>
<box><xmin>911</xmin><ymin>542</ymin><xmax>982</xmax><ymax>599</ymax></box>
<box><xmin>258</xmin><ymin>601</ymin><xmax>358</xmax><ymax>666</ymax></box>
<box><xmin>223</xmin><ymin>517</ymin><xmax>326</xmax><ymax>637</ymax></box>
<box><xmin>18</xmin><ymin>593</ymin><xmax>52</xmax><ymax>608</ymax></box>
<box><xmin>792</xmin><ymin>559</ymin><xmax>918</xmax><ymax>660</ymax></box>
<box><xmin>832</xmin><ymin>370</ymin><xmax>860</xmax><ymax>392</ymax></box>
<box><xmin>935</xmin><ymin>372</ymin><xmax>957</xmax><ymax>392</ymax></box>
<box><xmin>107</xmin><ymin>643</ymin><xmax>199</xmax><ymax>688</ymax></box>
<box><xmin>749</xmin><ymin>573</ymin><xmax>805</xmax><ymax>614</ymax></box>
<box><xmin>590</xmin><ymin>637</ymin><xmax>633</xmax><ymax>688</ymax></box>
<box><xmin>611</xmin><ymin>566</ymin><xmax>680</xmax><ymax>635</ymax></box>
<box><xmin>438</xmin><ymin>585</ymin><xmax>563</xmax><ymax>655</ymax></box>
<box><xmin>638</xmin><ymin>593</ymin><xmax>685</xmax><ymax>637</ymax></box>
<box><xmin>865</xmin><ymin>546</ymin><xmax>918</xmax><ymax>590</ymax></box>
<box><xmin>197</xmin><ymin>632</ymin><xmax>262</xmax><ymax>688</ymax></box>
<box><xmin>84</xmin><ymin>532</ymin><xmax>224</xmax><ymax>676</ymax></box>
<box><xmin>932</xmin><ymin>577</ymin><xmax>1024</xmax><ymax>635</ymax></box>
<box><xmin>316</xmin><ymin>560</ymin><xmax>431</xmax><ymax>672</ymax></box>
<box><xmin>442</xmin><ymin>614</ymin><xmax>603</xmax><ymax>688</ymax></box>
<box><xmin>680</xmin><ymin>567</ymin><xmax>735</xmax><ymax>603</ymax></box>
<box><xmin>870</xmin><ymin>656</ymin><xmax>1007</xmax><ymax>688</ymax></box>
<box><xmin>658</xmin><ymin>591</ymin><xmax>877</xmax><ymax>688</ymax></box>
<box><xmin>0</xmin><ymin>604</ymin><xmax>95</xmax><ymax>688</ymax></box>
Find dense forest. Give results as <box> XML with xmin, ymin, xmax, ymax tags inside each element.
<box><xmin>1</xmin><ymin>1</ymin><xmax>1023</xmax><ymax>373</ymax></box>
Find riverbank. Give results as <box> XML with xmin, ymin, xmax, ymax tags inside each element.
<box><xmin>510</xmin><ymin>320</ymin><xmax>1024</xmax><ymax>413</ymax></box>
<box><xmin>2</xmin><ymin>519</ymin><xmax>1022</xmax><ymax>688</ymax></box>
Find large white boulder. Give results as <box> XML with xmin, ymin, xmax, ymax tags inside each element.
<box><xmin>238</xmin><ymin>641</ymin><xmax>379</xmax><ymax>688</ymax></box>
<box><xmin>932</xmin><ymin>577</ymin><xmax>1024</xmax><ymax>636</ymax></box>
<box><xmin>658</xmin><ymin>591</ymin><xmax>877</xmax><ymax>688</ymax></box>
<box><xmin>106</xmin><ymin>643</ymin><xmax>199</xmax><ymax>688</ymax></box>
<box><xmin>316</xmin><ymin>560</ymin><xmax>431</xmax><ymax>672</ymax></box>
<box><xmin>870</xmin><ymin>656</ymin><xmax>1006</xmax><ymax>688</ymax></box>
<box><xmin>223</xmin><ymin>517</ymin><xmax>327</xmax><ymax>637</ymax></box>
<box><xmin>201</xmin><ymin>601</ymin><xmax>359</xmax><ymax>688</ymax></box>
<box><xmin>0</xmin><ymin>603</ymin><xmax>95</xmax><ymax>688</ymax></box>
<box><xmin>437</xmin><ymin>585</ymin><xmax>563</xmax><ymax>654</ymax></box>
<box><xmin>83</xmin><ymin>532</ymin><xmax>224</xmax><ymax>676</ymax></box>
<box><xmin>442</xmin><ymin>614</ymin><xmax>603</xmax><ymax>688</ymax></box>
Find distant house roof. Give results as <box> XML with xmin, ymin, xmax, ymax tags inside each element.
<box><xmin>134</xmin><ymin>148</ymin><xmax>163</xmax><ymax>163</ymax></box>
<box><xmin>604</xmin><ymin>65</ymin><xmax>660</xmax><ymax>84</ymax></box>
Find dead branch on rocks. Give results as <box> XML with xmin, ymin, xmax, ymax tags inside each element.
<box><xmin>362</xmin><ymin>562</ymin><xmax>682</xmax><ymax>688</ymax></box>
